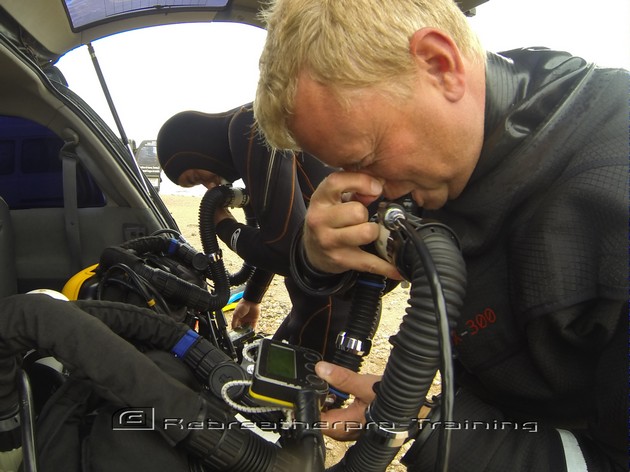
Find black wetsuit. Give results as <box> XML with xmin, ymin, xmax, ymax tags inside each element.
<box><xmin>402</xmin><ymin>49</ymin><xmax>628</xmax><ymax>471</ymax></box>
<box><xmin>215</xmin><ymin>104</ymin><xmax>352</xmax><ymax>360</ymax></box>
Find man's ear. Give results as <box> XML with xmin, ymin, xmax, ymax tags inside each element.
<box><xmin>409</xmin><ymin>28</ymin><xmax>466</xmax><ymax>102</ymax></box>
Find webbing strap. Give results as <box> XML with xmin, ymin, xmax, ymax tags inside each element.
<box><xmin>60</xmin><ymin>129</ymin><xmax>82</xmax><ymax>273</ymax></box>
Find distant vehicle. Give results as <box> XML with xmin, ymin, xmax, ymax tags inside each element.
<box><xmin>134</xmin><ymin>139</ymin><xmax>161</xmax><ymax>192</ymax></box>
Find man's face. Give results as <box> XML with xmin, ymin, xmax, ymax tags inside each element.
<box><xmin>177</xmin><ymin>169</ymin><xmax>227</xmax><ymax>189</ymax></box>
<box><xmin>289</xmin><ymin>73</ymin><xmax>475</xmax><ymax>209</ymax></box>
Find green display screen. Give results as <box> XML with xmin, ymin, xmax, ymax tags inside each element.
<box><xmin>266</xmin><ymin>343</ymin><xmax>296</xmax><ymax>379</ymax></box>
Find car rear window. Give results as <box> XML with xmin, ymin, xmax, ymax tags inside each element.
<box><xmin>0</xmin><ymin>115</ymin><xmax>106</xmax><ymax>210</ymax></box>
<box><xmin>64</xmin><ymin>0</ymin><xmax>230</xmax><ymax>31</ymax></box>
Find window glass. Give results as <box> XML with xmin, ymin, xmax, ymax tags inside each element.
<box><xmin>21</xmin><ymin>138</ymin><xmax>64</xmax><ymax>173</ymax></box>
<box><xmin>0</xmin><ymin>115</ymin><xmax>105</xmax><ymax>209</ymax></box>
<box><xmin>0</xmin><ymin>141</ymin><xmax>15</xmax><ymax>175</ymax></box>
<box><xmin>64</xmin><ymin>0</ymin><xmax>230</xmax><ymax>30</ymax></box>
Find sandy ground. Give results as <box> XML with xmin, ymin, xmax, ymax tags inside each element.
<box><xmin>161</xmin><ymin>193</ymin><xmax>441</xmax><ymax>470</ymax></box>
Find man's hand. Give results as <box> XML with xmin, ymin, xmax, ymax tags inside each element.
<box><xmin>230</xmin><ymin>299</ymin><xmax>261</xmax><ymax>329</ymax></box>
<box><xmin>315</xmin><ymin>361</ymin><xmax>381</xmax><ymax>441</ymax></box>
<box><xmin>304</xmin><ymin>172</ymin><xmax>401</xmax><ymax>280</ymax></box>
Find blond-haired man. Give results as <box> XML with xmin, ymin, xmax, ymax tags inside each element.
<box><xmin>254</xmin><ymin>0</ymin><xmax>628</xmax><ymax>470</ymax></box>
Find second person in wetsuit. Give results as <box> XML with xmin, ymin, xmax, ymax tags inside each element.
<box><xmin>157</xmin><ymin>102</ymin><xmax>354</xmax><ymax>361</ymax></box>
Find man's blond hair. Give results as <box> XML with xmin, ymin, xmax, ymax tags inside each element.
<box><xmin>254</xmin><ymin>0</ymin><xmax>485</xmax><ymax>150</ymax></box>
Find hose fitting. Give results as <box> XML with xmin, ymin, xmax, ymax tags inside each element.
<box><xmin>172</xmin><ymin>330</ymin><xmax>247</xmax><ymax>399</ymax></box>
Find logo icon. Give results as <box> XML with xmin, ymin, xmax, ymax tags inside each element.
<box><xmin>230</xmin><ymin>228</ymin><xmax>241</xmax><ymax>250</ymax></box>
<box><xmin>112</xmin><ymin>407</ymin><xmax>155</xmax><ymax>430</ymax></box>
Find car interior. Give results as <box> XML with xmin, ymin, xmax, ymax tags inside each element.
<box><xmin>0</xmin><ymin>0</ymin><xmax>272</xmax><ymax>298</ymax></box>
<box><xmin>0</xmin><ymin>35</ymin><xmax>173</xmax><ymax>296</ymax></box>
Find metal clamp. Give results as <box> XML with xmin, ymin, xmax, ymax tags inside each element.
<box><xmin>206</xmin><ymin>250</ymin><xmax>223</xmax><ymax>263</ymax></box>
<box><xmin>335</xmin><ymin>332</ymin><xmax>372</xmax><ymax>356</ymax></box>
<box><xmin>364</xmin><ymin>404</ymin><xmax>418</xmax><ymax>448</ymax></box>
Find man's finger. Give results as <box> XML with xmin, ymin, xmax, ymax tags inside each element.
<box><xmin>315</xmin><ymin>362</ymin><xmax>380</xmax><ymax>400</ymax></box>
<box><xmin>314</xmin><ymin>172</ymin><xmax>383</xmax><ymax>204</ymax></box>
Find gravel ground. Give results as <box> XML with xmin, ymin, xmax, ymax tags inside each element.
<box><xmin>162</xmin><ymin>193</ymin><xmax>441</xmax><ymax>471</ymax></box>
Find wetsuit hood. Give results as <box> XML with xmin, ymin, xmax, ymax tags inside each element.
<box><xmin>157</xmin><ymin>105</ymin><xmax>245</xmax><ymax>184</ymax></box>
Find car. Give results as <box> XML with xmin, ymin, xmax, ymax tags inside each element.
<box><xmin>0</xmin><ymin>0</ymin><xmax>270</xmax><ymax>298</ymax></box>
<box><xmin>133</xmin><ymin>139</ymin><xmax>161</xmax><ymax>192</ymax></box>
<box><xmin>0</xmin><ymin>2</ymin><xmax>268</xmax><ymax>470</ymax></box>
<box><xmin>0</xmin><ymin>1</ymin><xmax>489</xmax><ymax>471</ymax></box>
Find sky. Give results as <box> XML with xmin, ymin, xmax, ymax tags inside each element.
<box><xmin>56</xmin><ymin>0</ymin><xmax>629</xmax><ymax>185</ymax></box>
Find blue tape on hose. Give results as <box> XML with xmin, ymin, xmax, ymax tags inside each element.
<box><xmin>172</xmin><ymin>329</ymin><xmax>199</xmax><ymax>358</ymax></box>
<box><xmin>356</xmin><ymin>279</ymin><xmax>385</xmax><ymax>289</ymax></box>
<box><xmin>329</xmin><ymin>387</ymin><xmax>350</xmax><ymax>399</ymax></box>
<box><xmin>168</xmin><ymin>238</ymin><xmax>179</xmax><ymax>255</ymax></box>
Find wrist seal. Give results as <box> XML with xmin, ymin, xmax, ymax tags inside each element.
<box><xmin>289</xmin><ymin>224</ymin><xmax>357</xmax><ymax>296</ymax></box>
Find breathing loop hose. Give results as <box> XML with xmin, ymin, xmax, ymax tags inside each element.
<box><xmin>0</xmin><ymin>294</ymin><xmax>300</xmax><ymax>471</ymax></box>
<box><xmin>328</xmin><ymin>210</ymin><xmax>466</xmax><ymax>472</ymax></box>
<box><xmin>329</xmin><ymin>273</ymin><xmax>385</xmax><ymax>407</ymax></box>
<box><xmin>99</xmin><ymin>246</ymin><xmax>229</xmax><ymax>311</ymax></box>
<box><xmin>199</xmin><ymin>186</ymin><xmax>255</xmax><ymax>287</ymax></box>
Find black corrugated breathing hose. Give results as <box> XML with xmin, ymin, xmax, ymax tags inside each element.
<box><xmin>199</xmin><ymin>186</ymin><xmax>256</xmax><ymax>287</ymax></box>
<box><xmin>119</xmin><ymin>234</ymin><xmax>212</xmax><ymax>275</ymax></box>
<box><xmin>328</xmin><ymin>273</ymin><xmax>385</xmax><ymax>407</ymax></box>
<box><xmin>99</xmin><ymin>246</ymin><xmax>229</xmax><ymax>310</ymax></box>
<box><xmin>0</xmin><ymin>295</ymin><xmax>299</xmax><ymax>471</ymax></box>
<box><xmin>328</xmin><ymin>219</ymin><xmax>466</xmax><ymax>472</ymax></box>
